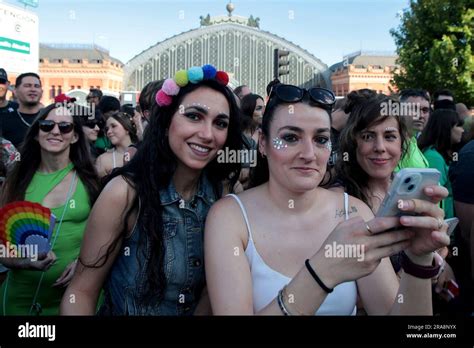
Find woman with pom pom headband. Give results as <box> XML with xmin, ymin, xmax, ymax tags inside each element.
<box><xmin>60</xmin><ymin>62</ymin><xmax>244</xmax><ymax>316</ymax></box>
<box><xmin>156</xmin><ymin>64</ymin><xmax>229</xmax><ymax>107</ymax></box>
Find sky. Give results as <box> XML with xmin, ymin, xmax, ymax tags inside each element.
<box><xmin>3</xmin><ymin>0</ymin><xmax>410</xmax><ymax>67</ymax></box>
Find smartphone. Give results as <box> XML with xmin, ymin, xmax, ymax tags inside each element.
<box><xmin>376</xmin><ymin>168</ymin><xmax>441</xmax><ymax>218</ymax></box>
<box><xmin>444</xmin><ymin>217</ymin><xmax>459</xmax><ymax>236</ymax></box>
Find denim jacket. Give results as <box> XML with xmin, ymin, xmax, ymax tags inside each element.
<box><xmin>99</xmin><ymin>173</ymin><xmax>219</xmax><ymax>315</ymax></box>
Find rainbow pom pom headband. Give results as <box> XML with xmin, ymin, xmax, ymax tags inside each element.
<box><xmin>155</xmin><ymin>64</ymin><xmax>229</xmax><ymax>107</ymax></box>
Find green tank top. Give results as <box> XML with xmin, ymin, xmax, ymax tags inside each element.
<box><xmin>1</xmin><ymin>163</ymin><xmax>91</xmax><ymax>315</ymax></box>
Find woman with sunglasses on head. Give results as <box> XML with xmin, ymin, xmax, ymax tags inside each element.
<box><xmin>205</xmin><ymin>83</ymin><xmax>450</xmax><ymax>315</ymax></box>
<box><xmin>60</xmin><ymin>65</ymin><xmax>242</xmax><ymax>315</ymax></box>
<box><xmin>418</xmin><ymin>109</ymin><xmax>464</xmax><ymax>220</ymax></box>
<box><xmin>95</xmin><ymin>112</ymin><xmax>138</xmax><ymax>178</ymax></box>
<box><xmin>0</xmin><ymin>103</ymin><xmax>100</xmax><ymax>315</ymax></box>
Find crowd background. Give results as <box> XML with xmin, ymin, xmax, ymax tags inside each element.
<box><xmin>0</xmin><ymin>64</ymin><xmax>473</xmax><ymax>316</ymax></box>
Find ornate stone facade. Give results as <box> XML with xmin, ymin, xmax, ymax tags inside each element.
<box><xmin>124</xmin><ymin>9</ymin><xmax>330</xmax><ymax>97</ymax></box>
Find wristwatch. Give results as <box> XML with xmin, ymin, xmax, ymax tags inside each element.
<box><xmin>400</xmin><ymin>251</ymin><xmax>441</xmax><ymax>279</ymax></box>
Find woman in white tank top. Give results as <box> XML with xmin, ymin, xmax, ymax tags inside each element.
<box><xmin>204</xmin><ymin>84</ymin><xmax>450</xmax><ymax>315</ymax></box>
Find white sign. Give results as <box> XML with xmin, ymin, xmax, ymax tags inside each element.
<box><xmin>0</xmin><ymin>2</ymin><xmax>39</xmax><ymax>75</ymax></box>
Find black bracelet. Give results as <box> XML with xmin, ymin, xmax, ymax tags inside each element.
<box><xmin>305</xmin><ymin>259</ymin><xmax>333</xmax><ymax>293</ymax></box>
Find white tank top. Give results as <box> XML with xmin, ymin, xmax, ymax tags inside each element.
<box><xmin>228</xmin><ymin>193</ymin><xmax>357</xmax><ymax>315</ymax></box>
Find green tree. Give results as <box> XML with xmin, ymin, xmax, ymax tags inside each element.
<box><xmin>391</xmin><ymin>0</ymin><xmax>474</xmax><ymax>106</ymax></box>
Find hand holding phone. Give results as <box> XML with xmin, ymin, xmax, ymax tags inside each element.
<box><xmin>376</xmin><ymin>168</ymin><xmax>441</xmax><ymax>218</ymax></box>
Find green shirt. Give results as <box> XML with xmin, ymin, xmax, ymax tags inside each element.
<box><xmin>0</xmin><ymin>163</ymin><xmax>91</xmax><ymax>315</ymax></box>
<box><xmin>395</xmin><ymin>136</ymin><xmax>429</xmax><ymax>172</ymax></box>
<box><xmin>94</xmin><ymin>136</ymin><xmax>111</xmax><ymax>151</ymax></box>
<box><xmin>423</xmin><ymin>147</ymin><xmax>454</xmax><ymax>219</ymax></box>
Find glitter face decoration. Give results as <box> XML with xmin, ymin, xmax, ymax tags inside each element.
<box><xmin>272</xmin><ymin>137</ymin><xmax>288</xmax><ymax>150</ymax></box>
<box><xmin>186</xmin><ymin>102</ymin><xmax>211</xmax><ymax>111</ymax></box>
<box><xmin>324</xmin><ymin>140</ymin><xmax>333</xmax><ymax>152</ymax></box>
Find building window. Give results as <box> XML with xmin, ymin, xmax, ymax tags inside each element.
<box><xmin>39</xmin><ymin>59</ymin><xmax>44</xmax><ymax>63</ymax></box>
<box><xmin>51</xmin><ymin>59</ymin><xmax>63</xmax><ymax>63</ymax></box>
<box><xmin>71</xmin><ymin>59</ymin><xmax>82</xmax><ymax>64</ymax></box>
<box><xmin>50</xmin><ymin>85</ymin><xmax>56</xmax><ymax>99</ymax></box>
<box><xmin>58</xmin><ymin>86</ymin><xmax>62</xmax><ymax>95</ymax></box>
<box><xmin>77</xmin><ymin>86</ymin><xmax>81</xmax><ymax>90</ymax></box>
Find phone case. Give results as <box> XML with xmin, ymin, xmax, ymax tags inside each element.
<box><xmin>376</xmin><ymin>168</ymin><xmax>441</xmax><ymax>217</ymax></box>
<box><xmin>445</xmin><ymin>217</ymin><xmax>459</xmax><ymax>236</ymax></box>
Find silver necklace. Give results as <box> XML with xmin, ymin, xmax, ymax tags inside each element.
<box><xmin>17</xmin><ymin>110</ymin><xmax>33</xmax><ymax>127</ymax></box>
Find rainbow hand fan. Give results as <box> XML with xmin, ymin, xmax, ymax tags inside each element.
<box><xmin>0</xmin><ymin>201</ymin><xmax>55</xmax><ymax>257</ymax></box>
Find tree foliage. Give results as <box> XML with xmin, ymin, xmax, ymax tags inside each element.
<box><xmin>391</xmin><ymin>0</ymin><xmax>473</xmax><ymax>106</ymax></box>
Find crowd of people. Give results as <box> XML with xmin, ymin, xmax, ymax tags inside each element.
<box><xmin>0</xmin><ymin>64</ymin><xmax>473</xmax><ymax>316</ymax></box>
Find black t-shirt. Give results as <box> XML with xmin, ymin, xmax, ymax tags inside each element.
<box><xmin>0</xmin><ymin>102</ymin><xmax>39</xmax><ymax>147</ymax></box>
<box><xmin>449</xmin><ymin>140</ymin><xmax>474</xmax><ymax>204</ymax></box>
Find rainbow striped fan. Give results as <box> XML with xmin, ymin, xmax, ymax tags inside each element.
<box><xmin>0</xmin><ymin>201</ymin><xmax>55</xmax><ymax>256</ymax></box>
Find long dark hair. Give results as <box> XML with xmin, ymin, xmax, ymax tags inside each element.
<box><xmin>85</xmin><ymin>79</ymin><xmax>243</xmax><ymax>305</ymax></box>
<box><xmin>336</xmin><ymin>94</ymin><xmax>409</xmax><ymax>208</ymax></box>
<box><xmin>418</xmin><ymin>108</ymin><xmax>462</xmax><ymax>163</ymax></box>
<box><xmin>249</xmin><ymin>90</ymin><xmax>332</xmax><ymax>188</ymax></box>
<box><xmin>240</xmin><ymin>93</ymin><xmax>263</xmax><ymax>134</ymax></box>
<box><xmin>1</xmin><ymin>103</ymin><xmax>100</xmax><ymax>206</ymax></box>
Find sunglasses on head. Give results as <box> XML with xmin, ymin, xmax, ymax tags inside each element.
<box><xmin>38</xmin><ymin>120</ymin><xmax>74</xmax><ymax>134</ymax></box>
<box><xmin>269</xmin><ymin>84</ymin><xmax>336</xmax><ymax>111</ymax></box>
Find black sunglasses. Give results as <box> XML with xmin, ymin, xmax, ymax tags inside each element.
<box><xmin>84</xmin><ymin>120</ymin><xmax>98</xmax><ymax>129</ymax></box>
<box><xmin>269</xmin><ymin>84</ymin><xmax>336</xmax><ymax>111</ymax></box>
<box><xmin>38</xmin><ymin>120</ymin><xmax>74</xmax><ymax>134</ymax></box>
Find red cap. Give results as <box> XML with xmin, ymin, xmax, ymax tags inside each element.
<box><xmin>54</xmin><ymin>93</ymin><xmax>76</xmax><ymax>104</ymax></box>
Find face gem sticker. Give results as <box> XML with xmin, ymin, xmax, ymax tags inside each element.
<box><xmin>272</xmin><ymin>137</ymin><xmax>288</xmax><ymax>150</ymax></box>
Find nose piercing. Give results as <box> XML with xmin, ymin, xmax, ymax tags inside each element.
<box><xmin>272</xmin><ymin>137</ymin><xmax>287</xmax><ymax>150</ymax></box>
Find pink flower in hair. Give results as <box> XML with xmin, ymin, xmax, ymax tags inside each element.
<box><xmin>155</xmin><ymin>89</ymin><xmax>173</xmax><ymax>106</ymax></box>
<box><xmin>162</xmin><ymin>78</ymin><xmax>180</xmax><ymax>96</ymax></box>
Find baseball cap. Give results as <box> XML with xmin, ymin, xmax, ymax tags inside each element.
<box><xmin>0</xmin><ymin>69</ymin><xmax>8</xmax><ymax>84</ymax></box>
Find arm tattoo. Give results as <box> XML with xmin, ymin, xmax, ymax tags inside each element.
<box><xmin>335</xmin><ymin>206</ymin><xmax>358</xmax><ymax>218</ymax></box>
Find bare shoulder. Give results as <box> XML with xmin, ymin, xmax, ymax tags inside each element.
<box><xmin>100</xmin><ymin>175</ymin><xmax>136</xmax><ymax>206</ymax></box>
<box><xmin>207</xmin><ymin>186</ymin><xmax>264</xmax><ymax>246</ymax></box>
<box><xmin>96</xmin><ymin>151</ymin><xmax>112</xmax><ymax>163</ymax></box>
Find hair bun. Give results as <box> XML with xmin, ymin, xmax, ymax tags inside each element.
<box><xmin>344</xmin><ymin>89</ymin><xmax>378</xmax><ymax>114</ymax></box>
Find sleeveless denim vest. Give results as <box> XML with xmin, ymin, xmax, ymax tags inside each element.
<box><xmin>99</xmin><ymin>173</ymin><xmax>218</xmax><ymax>315</ymax></box>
